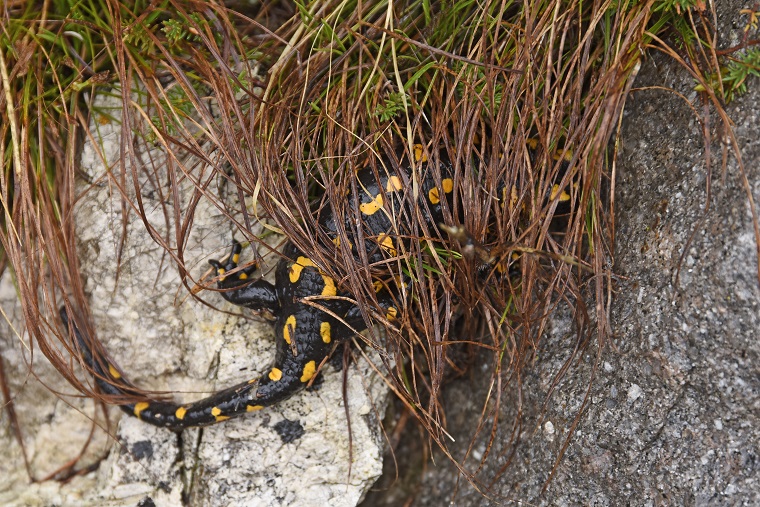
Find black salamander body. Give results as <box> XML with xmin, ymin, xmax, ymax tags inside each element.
<box><xmin>62</xmin><ymin>146</ymin><xmax>459</xmax><ymax>429</ymax></box>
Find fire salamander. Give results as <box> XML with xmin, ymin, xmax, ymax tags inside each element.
<box><xmin>61</xmin><ymin>143</ymin><xmax>573</xmax><ymax>430</ymax></box>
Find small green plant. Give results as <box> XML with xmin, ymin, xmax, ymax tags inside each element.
<box><xmin>375</xmin><ymin>91</ymin><xmax>411</xmax><ymax>122</ymax></box>
<box><xmin>163</xmin><ymin>13</ymin><xmax>210</xmax><ymax>46</ymax></box>
<box><xmin>696</xmin><ymin>48</ymin><xmax>760</xmax><ymax>103</ymax></box>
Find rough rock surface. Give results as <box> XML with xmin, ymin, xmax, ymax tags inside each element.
<box><xmin>388</xmin><ymin>3</ymin><xmax>760</xmax><ymax>506</ymax></box>
<box><xmin>1</xmin><ymin>93</ymin><xmax>388</xmax><ymax>506</ymax></box>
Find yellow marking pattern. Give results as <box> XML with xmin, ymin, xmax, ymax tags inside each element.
<box><xmin>289</xmin><ymin>255</ymin><xmax>337</xmax><ymax>297</ymax></box>
<box><xmin>289</xmin><ymin>256</ymin><xmax>317</xmax><ymax>283</ymax></box>
<box><xmin>386</xmin><ymin>176</ymin><xmax>403</xmax><ymax>192</ymax></box>
<box><xmin>320</xmin><ymin>321</ymin><xmax>331</xmax><ymax>344</ymax></box>
<box><xmin>378</xmin><ymin>234</ymin><xmax>397</xmax><ymax>256</ymax></box>
<box><xmin>413</xmin><ymin>144</ymin><xmax>428</xmax><ymax>163</ymax></box>
<box><xmin>373</xmin><ymin>280</ymin><xmax>384</xmax><ymax>293</ymax></box>
<box><xmin>332</xmin><ymin>236</ymin><xmax>354</xmax><ymax>250</ymax></box>
<box><xmin>553</xmin><ymin>149</ymin><xmax>573</xmax><ymax>162</ymax></box>
<box><xmin>550</xmin><ymin>184</ymin><xmax>571</xmax><ymax>202</ymax></box>
<box><xmin>175</xmin><ymin>406</ymin><xmax>187</xmax><ymax>420</ymax></box>
<box><xmin>238</xmin><ymin>272</ymin><xmax>248</xmax><ymax>280</ymax></box>
<box><xmin>283</xmin><ymin>315</ymin><xmax>296</xmax><ymax>344</ymax></box>
<box><xmin>247</xmin><ymin>405</ymin><xmax>264</xmax><ymax>412</ymax></box>
<box><xmin>300</xmin><ymin>361</ymin><xmax>317</xmax><ymax>383</ymax></box>
<box><xmin>321</xmin><ymin>275</ymin><xmax>337</xmax><ymax>297</ymax></box>
<box><xmin>269</xmin><ymin>368</ymin><xmax>283</xmax><ymax>381</ymax></box>
<box><xmin>211</xmin><ymin>406</ymin><xmax>229</xmax><ymax>422</ymax></box>
<box><xmin>134</xmin><ymin>402</ymin><xmax>150</xmax><ymax>419</ymax></box>
<box><xmin>217</xmin><ymin>268</ymin><xmax>226</xmax><ymax>281</ymax></box>
<box><xmin>232</xmin><ymin>253</ymin><xmax>240</xmax><ymax>264</ymax></box>
<box><xmin>359</xmin><ymin>193</ymin><xmax>384</xmax><ymax>215</ymax></box>
<box><xmin>386</xmin><ymin>307</ymin><xmax>398</xmax><ymax>321</ymax></box>
<box><xmin>108</xmin><ymin>364</ymin><xmax>121</xmax><ymax>379</ymax></box>
<box><xmin>428</xmin><ymin>178</ymin><xmax>454</xmax><ymax>205</ymax></box>
<box><xmin>428</xmin><ymin>187</ymin><xmax>441</xmax><ymax>205</ymax></box>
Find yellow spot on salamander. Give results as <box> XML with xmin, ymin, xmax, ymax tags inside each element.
<box><xmin>332</xmin><ymin>236</ymin><xmax>353</xmax><ymax>250</ymax></box>
<box><xmin>386</xmin><ymin>175</ymin><xmax>403</xmax><ymax>192</ymax></box>
<box><xmin>320</xmin><ymin>321</ymin><xmax>331</xmax><ymax>344</ymax></box>
<box><xmin>413</xmin><ymin>144</ymin><xmax>428</xmax><ymax>163</ymax></box>
<box><xmin>360</xmin><ymin>193</ymin><xmax>384</xmax><ymax>215</ymax></box>
<box><xmin>108</xmin><ymin>364</ymin><xmax>121</xmax><ymax>379</ymax></box>
<box><xmin>300</xmin><ymin>361</ymin><xmax>316</xmax><ymax>383</ymax></box>
<box><xmin>269</xmin><ymin>368</ymin><xmax>283</xmax><ymax>382</ymax></box>
<box><xmin>553</xmin><ymin>148</ymin><xmax>573</xmax><ymax>162</ymax></box>
<box><xmin>175</xmin><ymin>406</ymin><xmax>187</xmax><ymax>420</ymax></box>
<box><xmin>289</xmin><ymin>255</ymin><xmax>337</xmax><ymax>296</ymax></box>
<box><xmin>378</xmin><ymin>234</ymin><xmax>397</xmax><ymax>256</ymax></box>
<box><xmin>232</xmin><ymin>253</ymin><xmax>240</xmax><ymax>264</ymax></box>
<box><xmin>386</xmin><ymin>307</ymin><xmax>398</xmax><ymax>321</ymax></box>
<box><xmin>289</xmin><ymin>256</ymin><xmax>317</xmax><ymax>283</ymax></box>
<box><xmin>134</xmin><ymin>402</ymin><xmax>150</xmax><ymax>419</ymax></box>
<box><xmin>283</xmin><ymin>315</ymin><xmax>296</xmax><ymax>344</ymax></box>
<box><xmin>526</xmin><ymin>138</ymin><xmax>539</xmax><ymax>150</ymax></box>
<box><xmin>211</xmin><ymin>406</ymin><xmax>229</xmax><ymax>422</ymax></box>
<box><xmin>428</xmin><ymin>178</ymin><xmax>454</xmax><ymax>205</ymax></box>
<box><xmin>550</xmin><ymin>184</ymin><xmax>571</xmax><ymax>202</ymax></box>
<box><xmin>217</xmin><ymin>268</ymin><xmax>226</xmax><ymax>281</ymax></box>
<box><xmin>428</xmin><ymin>187</ymin><xmax>441</xmax><ymax>205</ymax></box>
<box><xmin>238</xmin><ymin>272</ymin><xmax>248</xmax><ymax>280</ymax></box>
<box><xmin>247</xmin><ymin>404</ymin><xmax>264</xmax><ymax>412</ymax></box>
<box><xmin>321</xmin><ymin>275</ymin><xmax>337</xmax><ymax>297</ymax></box>
<box><xmin>373</xmin><ymin>280</ymin><xmax>384</xmax><ymax>293</ymax></box>
<box><xmin>428</xmin><ymin>186</ymin><xmax>440</xmax><ymax>205</ymax></box>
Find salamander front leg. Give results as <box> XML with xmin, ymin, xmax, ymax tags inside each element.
<box><xmin>209</xmin><ymin>239</ymin><xmax>279</xmax><ymax>313</ymax></box>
